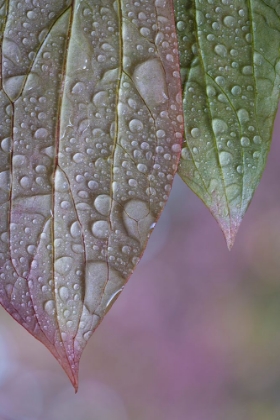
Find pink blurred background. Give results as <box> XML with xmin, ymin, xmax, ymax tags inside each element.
<box><xmin>0</xmin><ymin>110</ymin><xmax>280</xmax><ymax>420</ymax></box>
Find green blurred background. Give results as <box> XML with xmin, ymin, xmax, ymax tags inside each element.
<box><xmin>0</xmin><ymin>110</ymin><xmax>280</xmax><ymax>420</ymax></box>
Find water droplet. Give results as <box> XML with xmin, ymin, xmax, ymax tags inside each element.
<box><xmin>72</xmin><ymin>244</ymin><xmax>84</xmax><ymax>254</ymax></box>
<box><xmin>27</xmin><ymin>245</ymin><xmax>36</xmax><ymax>255</ymax></box>
<box><xmin>91</xmin><ymin>220</ymin><xmax>110</xmax><ymax>238</ymax></box>
<box><xmin>60</xmin><ymin>200</ymin><xmax>71</xmax><ymax>209</ymax></box>
<box><xmin>44</xmin><ymin>300</ymin><xmax>55</xmax><ymax>316</ymax></box>
<box><xmin>93</xmin><ymin>91</ymin><xmax>108</xmax><ymax>107</ymax></box>
<box><xmin>240</xmin><ymin>136</ymin><xmax>250</xmax><ymax>147</ymax></box>
<box><xmin>71</xmin><ymin>82</ymin><xmax>85</xmax><ymax>94</ymax></box>
<box><xmin>94</xmin><ymin>195</ymin><xmax>111</xmax><ymax>216</ymax></box>
<box><xmin>73</xmin><ymin>153</ymin><xmax>84</xmax><ymax>163</ymax></box>
<box><xmin>70</xmin><ymin>221</ymin><xmax>81</xmax><ymax>238</ymax></box>
<box><xmin>191</xmin><ymin>128</ymin><xmax>200</xmax><ymax>138</ymax></box>
<box><xmin>137</xmin><ymin>163</ymin><xmax>148</xmax><ymax>173</ymax></box>
<box><xmin>20</xmin><ymin>176</ymin><xmax>32</xmax><ymax>189</ymax></box>
<box><xmin>133</xmin><ymin>59</ymin><xmax>168</xmax><ymax>106</ymax></box>
<box><xmin>231</xmin><ymin>85</ymin><xmax>241</xmax><ymax>96</ymax></box>
<box><xmin>13</xmin><ymin>155</ymin><xmax>27</xmax><ymax>166</ymax></box>
<box><xmin>129</xmin><ymin>119</ymin><xmax>143</xmax><ymax>133</ymax></box>
<box><xmin>1</xmin><ymin>137</ymin><xmax>11</xmax><ymax>152</ymax></box>
<box><xmin>237</xmin><ymin>109</ymin><xmax>249</xmax><ymax>123</ymax></box>
<box><xmin>242</xmin><ymin>66</ymin><xmax>253</xmax><ymax>75</ymax></box>
<box><xmin>253</xmin><ymin>135</ymin><xmax>262</xmax><ymax>145</ymax></box>
<box><xmin>35</xmin><ymin>128</ymin><xmax>48</xmax><ymax>139</ymax></box>
<box><xmin>55</xmin><ymin>256</ymin><xmax>73</xmax><ymax>275</ymax></box>
<box><xmin>223</xmin><ymin>16</ymin><xmax>236</xmax><ymax>27</ymax></box>
<box><xmin>27</xmin><ymin>10</ymin><xmax>36</xmax><ymax>19</ymax></box>
<box><xmin>88</xmin><ymin>180</ymin><xmax>99</xmax><ymax>190</ymax></box>
<box><xmin>128</xmin><ymin>179</ymin><xmax>138</xmax><ymax>187</ymax></box>
<box><xmin>55</xmin><ymin>168</ymin><xmax>69</xmax><ymax>192</ymax></box>
<box><xmin>59</xmin><ymin>286</ymin><xmax>69</xmax><ymax>302</ymax></box>
<box><xmin>212</xmin><ymin>119</ymin><xmax>228</xmax><ymax>135</ymax></box>
<box><xmin>219</xmin><ymin>151</ymin><xmax>233</xmax><ymax>166</ymax></box>
<box><xmin>214</xmin><ymin>44</ymin><xmax>227</xmax><ymax>57</ymax></box>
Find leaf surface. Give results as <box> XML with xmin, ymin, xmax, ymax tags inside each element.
<box><xmin>0</xmin><ymin>0</ymin><xmax>183</xmax><ymax>390</ymax></box>
<box><xmin>175</xmin><ymin>0</ymin><xmax>280</xmax><ymax>248</ymax></box>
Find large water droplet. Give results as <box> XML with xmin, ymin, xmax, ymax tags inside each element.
<box><xmin>55</xmin><ymin>256</ymin><xmax>73</xmax><ymax>275</ymax></box>
<box><xmin>94</xmin><ymin>195</ymin><xmax>111</xmax><ymax>216</ymax></box>
<box><xmin>91</xmin><ymin>220</ymin><xmax>110</xmax><ymax>238</ymax></box>
<box><xmin>219</xmin><ymin>151</ymin><xmax>233</xmax><ymax>166</ymax></box>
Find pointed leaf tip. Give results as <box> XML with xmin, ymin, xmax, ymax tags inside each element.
<box><xmin>0</xmin><ymin>0</ymin><xmax>183</xmax><ymax>386</ymax></box>
<box><xmin>215</xmin><ymin>213</ymin><xmax>242</xmax><ymax>251</ymax></box>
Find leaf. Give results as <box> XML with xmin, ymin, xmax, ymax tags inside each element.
<box><xmin>175</xmin><ymin>0</ymin><xmax>280</xmax><ymax>248</ymax></box>
<box><xmin>0</xmin><ymin>0</ymin><xmax>183</xmax><ymax>390</ymax></box>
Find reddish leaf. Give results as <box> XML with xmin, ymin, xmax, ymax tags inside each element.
<box><xmin>0</xmin><ymin>0</ymin><xmax>183</xmax><ymax>390</ymax></box>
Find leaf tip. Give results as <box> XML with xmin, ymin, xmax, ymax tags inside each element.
<box><xmin>57</xmin><ymin>350</ymin><xmax>80</xmax><ymax>392</ymax></box>
<box><xmin>66</xmin><ymin>365</ymin><xmax>79</xmax><ymax>393</ymax></box>
<box><xmin>217</xmin><ymin>213</ymin><xmax>242</xmax><ymax>250</ymax></box>
<box><xmin>69</xmin><ymin>366</ymin><xmax>79</xmax><ymax>393</ymax></box>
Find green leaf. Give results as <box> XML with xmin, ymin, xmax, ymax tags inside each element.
<box><xmin>0</xmin><ymin>0</ymin><xmax>183</xmax><ymax>390</ymax></box>
<box><xmin>175</xmin><ymin>0</ymin><xmax>280</xmax><ymax>248</ymax></box>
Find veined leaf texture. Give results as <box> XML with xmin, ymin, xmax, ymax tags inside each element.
<box><xmin>0</xmin><ymin>0</ymin><xmax>183</xmax><ymax>390</ymax></box>
<box><xmin>175</xmin><ymin>0</ymin><xmax>280</xmax><ymax>248</ymax></box>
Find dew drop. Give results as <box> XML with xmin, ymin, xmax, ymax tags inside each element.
<box><xmin>70</xmin><ymin>221</ymin><xmax>81</xmax><ymax>238</ymax></box>
<box><xmin>59</xmin><ymin>286</ymin><xmax>69</xmax><ymax>302</ymax></box>
<box><xmin>191</xmin><ymin>128</ymin><xmax>200</xmax><ymax>138</ymax></box>
<box><xmin>237</xmin><ymin>109</ymin><xmax>249</xmax><ymax>123</ymax></box>
<box><xmin>54</xmin><ymin>256</ymin><xmax>73</xmax><ymax>275</ymax></box>
<box><xmin>35</xmin><ymin>128</ymin><xmax>48</xmax><ymax>139</ymax></box>
<box><xmin>240</xmin><ymin>136</ymin><xmax>250</xmax><ymax>147</ymax></box>
<box><xmin>223</xmin><ymin>16</ymin><xmax>236</xmax><ymax>27</ymax></box>
<box><xmin>71</xmin><ymin>82</ymin><xmax>85</xmax><ymax>94</ymax></box>
<box><xmin>231</xmin><ymin>85</ymin><xmax>241</xmax><ymax>96</ymax></box>
<box><xmin>242</xmin><ymin>66</ymin><xmax>253</xmax><ymax>75</ymax></box>
<box><xmin>20</xmin><ymin>176</ymin><xmax>32</xmax><ymax>189</ymax></box>
<box><xmin>73</xmin><ymin>153</ymin><xmax>84</xmax><ymax>163</ymax></box>
<box><xmin>214</xmin><ymin>44</ymin><xmax>227</xmax><ymax>57</ymax></box>
<box><xmin>94</xmin><ymin>195</ymin><xmax>111</xmax><ymax>216</ymax></box>
<box><xmin>236</xmin><ymin>165</ymin><xmax>243</xmax><ymax>174</ymax></box>
<box><xmin>137</xmin><ymin>163</ymin><xmax>148</xmax><ymax>173</ymax></box>
<box><xmin>44</xmin><ymin>300</ymin><xmax>55</xmax><ymax>316</ymax></box>
<box><xmin>212</xmin><ymin>119</ymin><xmax>228</xmax><ymax>135</ymax></box>
<box><xmin>253</xmin><ymin>135</ymin><xmax>262</xmax><ymax>145</ymax></box>
<box><xmin>129</xmin><ymin>119</ymin><xmax>143</xmax><ymax>133</ymax></box>
<box><xmin>219</xmin><ymin>151</ymin><xmax>233</xmax><ymax>166</ymax></box>
<box><xmin>91</xmin><ymin>220</ymin><xmax>110</xmax><ymax>239</ymax></box>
